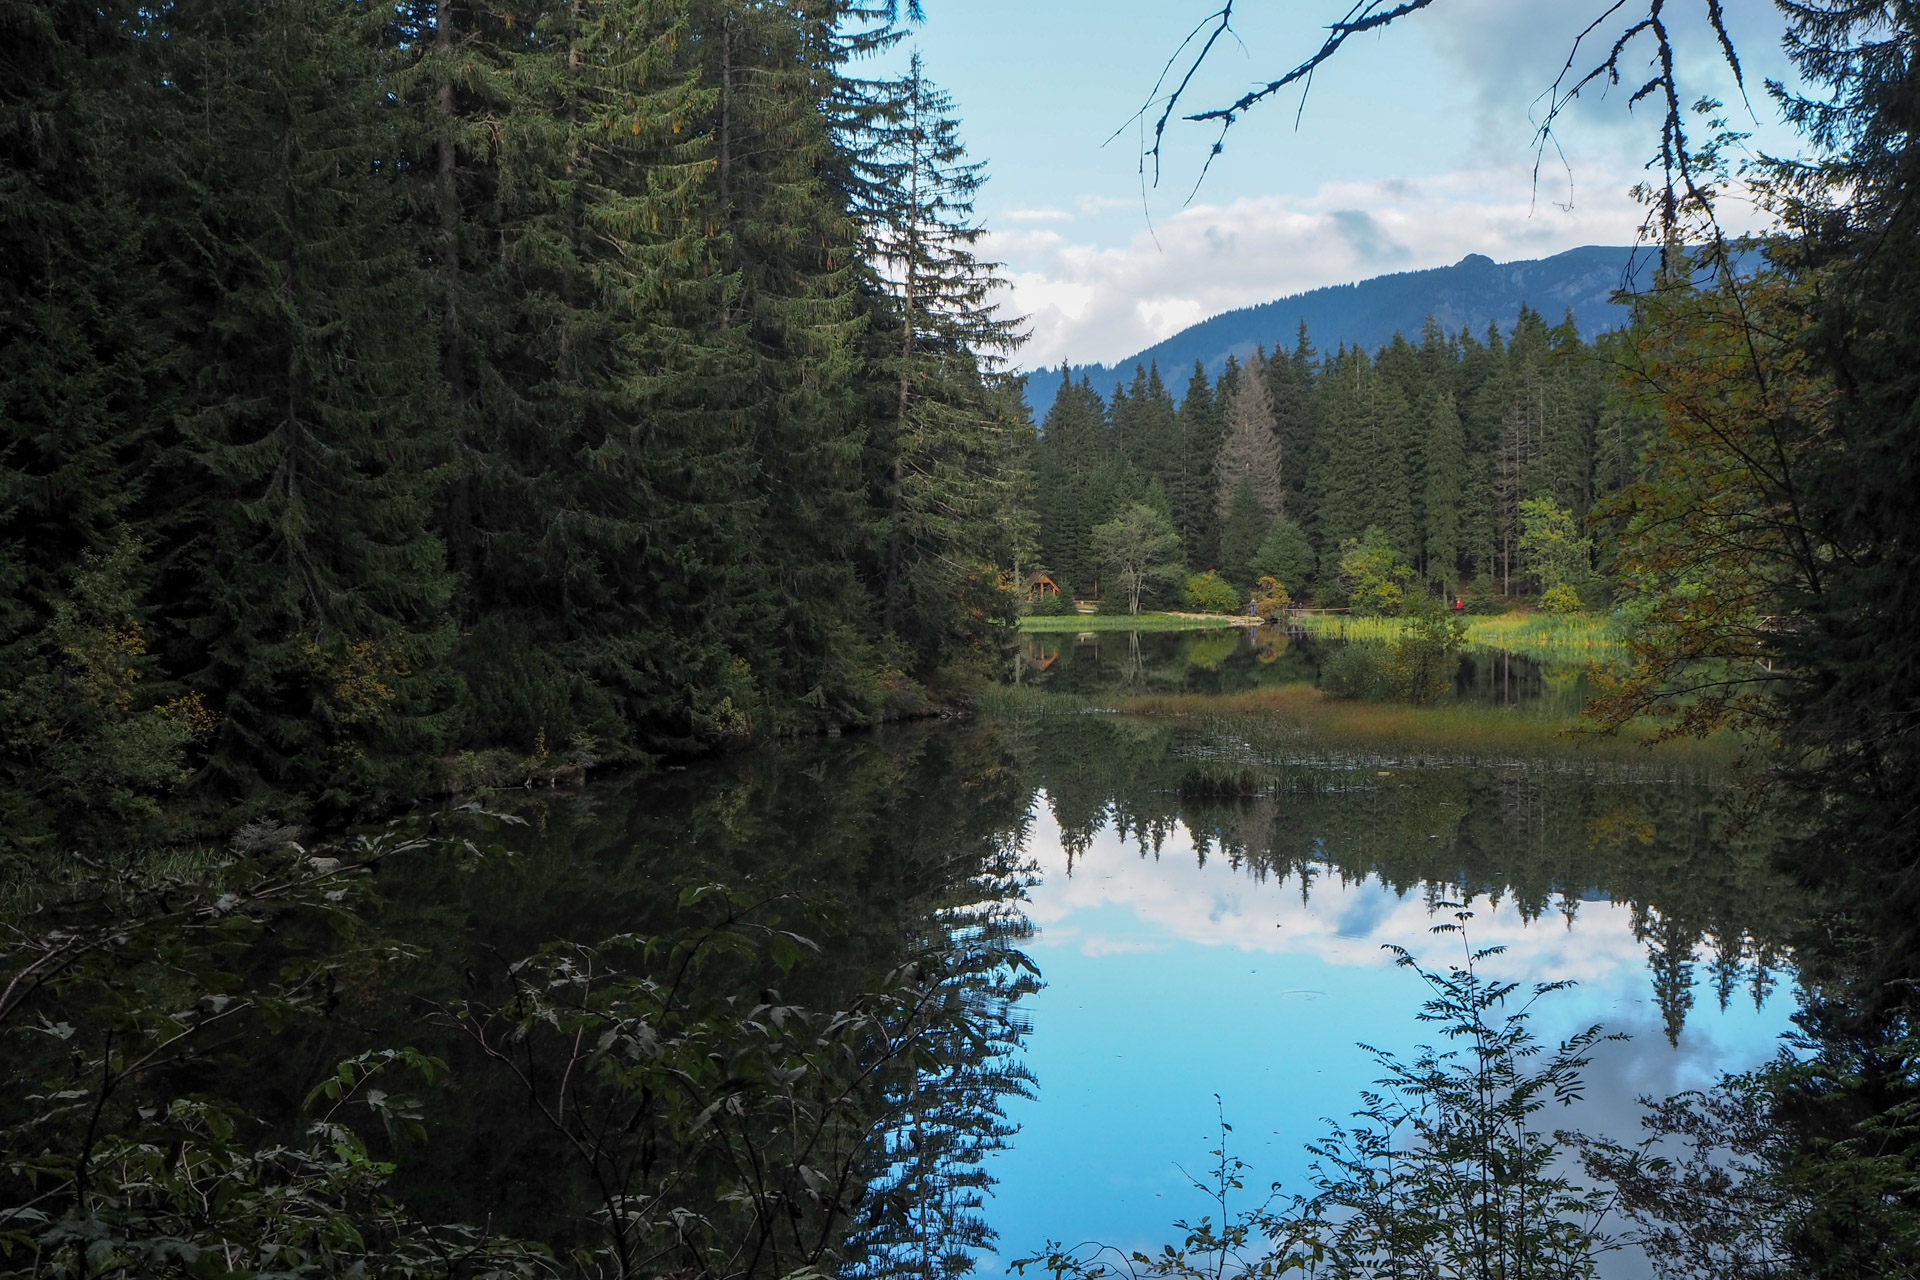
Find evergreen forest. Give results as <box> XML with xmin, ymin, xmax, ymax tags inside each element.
<box><xmin>1</xmin><ymin>0</ymin><xmax>1029</xmax><ymax>842</ymax></box>
<box><xmin>1029</xmin><ymin>309</ymin><xmax>1632</xmax><ymax>611</ymax></box>
<box><xmin>14</xmin><ymin>0</ymin><xmax>1920</xmax><ymax>1276</ymax></box>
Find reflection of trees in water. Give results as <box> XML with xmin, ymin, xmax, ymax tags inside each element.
<box><xmin>0</xmin><ymin>709</ymin><xmax>1808</xmax><ymax>1275</ymax></box>
<box><xmin>852</xmin><ymin>834</ymin><xmax>1040</xmax><ymax>1280</ymax></box>
<box><xmin>1019</xmin><ymin>628</ymin><xmax>1584</xmax><ymax>708</ymax></box>
<box><xmin>441</xmin><ymin>731</ymin><xmax>1047</xmax><ymax>1280</ymax></box>
<box><xmin>2</xmin><ymin>727</ymin><xmax>1047</xmax><ymax>1280</ymax></box>
<box><xmin>1121</xmin><ymin>631</ymin><xmax>1147</xmax><ymax>690</ymax></box>
<box><xmin>1008</xmin><ymin>709</ymin><xmax>1799</xmax><ymax>1041</ymax></box>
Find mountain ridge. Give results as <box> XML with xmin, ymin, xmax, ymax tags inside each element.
<box><xmin>1022</xmin><ymin>244</ymin><xmax>1656</xmax><ymax>411</ymax></box>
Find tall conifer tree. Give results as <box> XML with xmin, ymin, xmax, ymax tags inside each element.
<box><xmin>158</xmin><ymin>0</ymin><xmax>455</xmax><ymax>806</ymax></box>
<box><xmin>855</xmin><ymin>51</ymin><xmax>1026</xmax><ymax>667</ymax></box>
<box><xmin>1421</xmin><ymin>392</ymin><xmax>1467</xmax><ymax>592</ymax></box>
<box><xmin>1173</xmin><ymin>360</ymin><xmax>1224</xmax><ymax>564</ymax></box>
<box><xmin>1214</xmin><ymin>348</ymin><xmax>1286</xmax><ymax>526</ymax></box>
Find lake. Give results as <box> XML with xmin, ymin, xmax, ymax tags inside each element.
<box><xmin>4</xmin><ymin>628</ymin><xmax>1797</xmax><ymax>1278</ymax></box>
<box><xmin>1012</xmin><ymin>624</ymin><xmax>1598</xmax><ymax>716</ymax></box>
<box><xmin>365</xmin><ymin>628</ymin><xmax>1796</xmax><ymax>1275</ymax></box>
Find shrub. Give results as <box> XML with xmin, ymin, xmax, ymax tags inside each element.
<box><xmin>1025</xmin><ymin>583</ymin><xmax>1077</xmax><ymax>616</ymax></box>
<box><xmin>1338</xmin><ymin>527</ymin><xmax>1414</xmax><ymax>616</ymax></box>
<box><xmin>1390</xmin><ymin>606</ymin><xmax>1470</xmax><ymax>704</ymax></box>
<box><xmin>1464</xmin><ymin>573</ymin><xmax>1501</xmax><ymax>614</ymax></box>
<box><xmin>1542</xmin><ymin>582</ymin><xmax>1584</xmax><ymax>615</ymax></box>
<box><xmin>1319</xmin><ymin>609</ymin><xmax>1466</xmax><ymax>705</ymax></box>
<box><xmin>1184</xmin><ymin>570</ymin><xmax>1244</xmax><ymax>614</ymax></box>
<box><xmin>1320</xmin><ymin>641</ymin><xmax>1395</xmax><ymax>700</ymax></box>
<box><xmin>1251</xmin><ymin>576</ymin><xmax>1292</xmax><ymax>620</ymax></box>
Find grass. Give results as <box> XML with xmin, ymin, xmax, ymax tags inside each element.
<box><xmin>1017</xmin><ymin>610</ymin><xmax>1251</xmax><ymax>633</ymax></box>
<box><xmin>1463</xmin><ymin>611</ymin><xmax>1622</xmax><ymax>660</ymax></box>
<box><xmin>1288</xmin><ymin>614</ymin><xmax>1414</xmax><ymax>643</ymax></box>
<box><xmin>1289</xmin><ymin>610</ymin><xmax>1626</xmax><ymax>663</ymax></box>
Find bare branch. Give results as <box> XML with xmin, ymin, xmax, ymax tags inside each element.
<box><xmin>1142</xmin><ymin>0</ymin><xmax>1749</xmax><ymax>237</ymax></box>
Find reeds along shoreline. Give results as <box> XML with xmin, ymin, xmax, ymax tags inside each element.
<box><xmin>1288</xmin><ymin>611</ymin><xmax>1624</xmax><ymax>661</ymax></box>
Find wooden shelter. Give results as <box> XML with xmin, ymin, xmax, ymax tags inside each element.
<box><xmin>1025</xmin><ymin>572</ymin><xmax>1061</xmax><ymax>603</ymax></box>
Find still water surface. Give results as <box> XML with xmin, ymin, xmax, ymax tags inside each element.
<box><xmin>988</xmin><ymin>793</ymin><xmax>1792</xmax><ymax>1272</ymax></box>
<box><xmin>397</xmin><ymin>631</ymin><xmax>1796</xmax><ymax>1271</ymax></box>
<box><xmin>984</xmin><ymin>629</ymin><xmax>1794</xmax><ymax>1269</ymax></box>
<box><xmin>1016</xmin><ymin>624</ymin><xmax>1597</xmax><ymax>715</ymax></box>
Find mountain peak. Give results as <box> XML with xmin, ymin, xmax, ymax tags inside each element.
<box><xmin>1024</xmin><ymin>245</ymin><xmax>1647</xmax><ymax>411</ymax></box>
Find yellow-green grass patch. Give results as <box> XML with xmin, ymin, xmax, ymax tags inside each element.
<box><xmin>1288</xmin><ymin>610</ymin><xmax>1625</xmax><ymax>663</ymax></box>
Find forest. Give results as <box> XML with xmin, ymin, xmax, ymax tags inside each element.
<box><xmin>0</xmin><ymin>0</ymin><xmax>1027</xmax><ymax>844</ymax></box>
<box><xmin>1028</xmin><ymin>308</ymin><xmax>1630</xmax><ymax>613</ymax></box>
<box><xmin>10</xmin><ymin>0</ymin><xmax>1920</xmax><ymax>1277</ymax></box>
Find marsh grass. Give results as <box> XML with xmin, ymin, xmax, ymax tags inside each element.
<box><xmin>1290</xmin><ymin>610</ymin><xmax>1626</xmax><ymax>663</ymax></box>
<box><xmin>1466</xmin><ymin>611</ymin><xmax>1623</xmax><ymax>661</ymax></box>
<box><xmin>1016</xmin><ymin>611</ymin><xmax>1249</xmax><ymax>633</ymax></box>
<box><xmin>1288</xmin><ymin>613</ymin><xmax>1411</xmax><ymax>643</ymax></box>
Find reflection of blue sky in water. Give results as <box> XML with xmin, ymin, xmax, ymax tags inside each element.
<box><xmin>981</xmin><ymin>795</ymin><xmax>1795</xmax><ymax>1275</ymax></box>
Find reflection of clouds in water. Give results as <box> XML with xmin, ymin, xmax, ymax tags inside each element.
<box><xmin>1025</xmin><ymin>794</ymin><xmax>1647</xmax><ymax>985</ymax></box>
<box><xmin>987</xmin><ymin>796</ymin><xmax>1794</xmax><ymax>1280</ymax></box>
<box><xmin>1073</xmin><ymin>931</ymin><xmax>1169</xmax><ymax>957</ymax></box>
<box><xmin>1333</xmin><ymin>888</ymin><xmax>1398</xmax><ymax>942</ymax></box>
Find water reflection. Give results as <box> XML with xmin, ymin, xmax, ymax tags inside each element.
<box><xmin>988</xmin><ymin>796</ymin><xmax>1794</xmax><ymax>1276</ymax></box>
<box><xmin>1016</xmin><ymin>626</ymin><xmax>1596</xmax><ymax>714</ymax></box>
<box><xmin>21</xmin><ymin>704</ymin><xmax>1785</xmax><ymax>1280</ymax></box>
<box><xmin>956</xmin><ymin>688</ymin><xmax>1797</xmax><ymax>1275</ymax></box>
<box><xmin>326</xmin><ymin>727</ymin><xmax>1045</xmax><ymax>1279</ymax></box>
<box><xmin>369</xmin><ymin>704</ymin><xmax>1796</xmax><ymax>1277</ymax></box>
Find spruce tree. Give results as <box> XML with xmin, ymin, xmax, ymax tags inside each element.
<box><xmin>1362</xmin><ymin>379</ymin><xmax>1419</xmax><ymax>561</ymax></box>
<box><xmin>685</xmin><ymin>0</ymin><xmax>879</xmax><ymax>726</ymax></box>
<box><xmin>157</xmin><ymin>0</ymin><xmax>456</xmax><ymax>807</ymax></box>
<box><xmin>1213</xmin><ymin>348</ymin><xmax>1286</xmax><ymax>528</ymax></box>
<box><xmin>856</xmin><ymin>51</ymin><xmax>1026</xmax><ymax>669</ymax></box>
<box><xmin>1311</xmin><ymin>345</ymin><xmax>1371</xmax><ymax>554</ymax></box>
<box><xmin>1217</xmin><ymin>478</ymin><xmax>1271</xmax><ymax>588</ymax></box>
<box><xmin>1268</xmin><ymin>325</ymin><xmax>1318</xmax><ymax>519</ymax></box>
<box><xmin>0</xmin><ymin>0</ymin><xmax>188</xmax><ymax>836</ymax></box>
<box><xmin>1250</xmin><ymin>518</ymin><xmax>1317</xmax><ymax>597</ymax></box>
<box><xmin>1173</xmin><ymin>360</ymin><xmax>1225</xmax><ymax>564</ymax></box>
<box><xmin>1421</xmin><ymin>392</ymin><xmax>1467</xmax><ymax>593</ymax></box>
<box><xmin>1033</xmin><ymin>374</ymin><xmax>1112</xmax><ymax>596</ymax></box>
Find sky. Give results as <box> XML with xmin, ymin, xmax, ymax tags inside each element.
<box><xmin>875</xmin><ymin>0</ymin><xmax>1809</xmax><ymax>370</ymax></box>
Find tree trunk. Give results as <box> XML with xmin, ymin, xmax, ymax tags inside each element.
<box><xmin>435</xmin><ymin>0</ymin><xmax>472</xmax><ymax>579</ymax></box>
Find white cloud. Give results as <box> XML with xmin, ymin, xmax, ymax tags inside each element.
<box><xmin>995</xmin><ymin>163</ymin><xmax>1777</xmax><ymax>371</ymax></box>
<box><xmin>1077</xmin><ymin>194</ymin><xmax>1142</xmax><ymax>216</ymax></box>
<box><xmin>1005</xmin><ymin>207</ymin><xmax>1075</xmax><ymax>224</ymax></box>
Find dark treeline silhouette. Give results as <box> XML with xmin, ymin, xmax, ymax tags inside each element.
<box><xmin>0</xmin><ymin>0</ymin><xmax>1027</xmax><ymax>843</ymax></box>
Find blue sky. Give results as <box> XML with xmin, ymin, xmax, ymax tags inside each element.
<box><xmin>877</xmin><ymin>1</ymin><xmax>1807</xmax><ymax>369</ymax></box>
